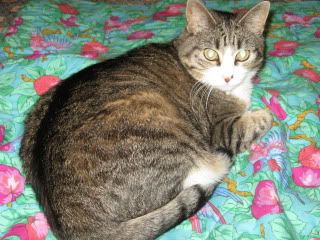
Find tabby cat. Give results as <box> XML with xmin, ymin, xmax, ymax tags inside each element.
<box><xmin>20</xmin><ymin>0</ymin><xmax>272</xmax><ymax>239</ymax></box>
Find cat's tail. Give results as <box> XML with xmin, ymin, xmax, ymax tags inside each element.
<box><xmin>112</xmin><ymin>184</ymin><xmax>212</xmax><ymax>240</ymax></box>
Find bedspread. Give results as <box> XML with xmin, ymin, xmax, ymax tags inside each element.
<box><xmin>0</xmin><ymin>0</ymin><xmax>319</xmax><ymax>239</ymax></box>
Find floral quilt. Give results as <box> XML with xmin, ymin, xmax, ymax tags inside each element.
<box><xmin>0</xmin><ymin>0</ymin><xmax>319</xmax><ymax>239</ymax></box>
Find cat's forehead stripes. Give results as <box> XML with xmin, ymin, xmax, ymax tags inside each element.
<box><xmin>210</xmin><ymin>21</ymin><xmax>244</xmax><ymax>51</ymax></box>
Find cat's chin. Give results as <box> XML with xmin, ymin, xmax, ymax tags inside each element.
<box><xmin>205</xmin><ymin>80</ymin><xmax>253</xmax><ymax>106</ymax></box>
<box><xmin>203</xmin><ymin>80</ymin><xmax>243</xmax><ymax>93</ymax></box>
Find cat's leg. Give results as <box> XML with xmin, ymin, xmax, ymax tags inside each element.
<box><xmin>214</xmin><ymin>108</ymin><xmax>273</xmax><ymax>155</ymax></box>
<box><xmin>232</xmin><ymin>109</ymin><xmax>273</xmax><ymax>153</ymax></box>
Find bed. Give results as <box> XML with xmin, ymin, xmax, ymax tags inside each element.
<box><xmin>0</xmin><ymin>0</ymin><xmax>319</xmax><ymax>239</ymax></box>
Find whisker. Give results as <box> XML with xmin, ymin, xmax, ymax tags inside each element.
<box><xmin>190</xmin><ymin>81</ymin><xmax>204</xmax><ymax>112</ymax></box>
<box><xmin>205</xmin><ymin>86</ymin><xmax>214</xmax><ymax>111</ymax></box>
<box><xmin>199</xmin><ymin>84</ymin><xmax>210</xmax><ymax>114</ymax></box>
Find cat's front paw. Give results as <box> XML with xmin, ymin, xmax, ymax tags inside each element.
<box><xmin>252</xmin><ymin>108</ymin><xmax>273</xmax><ymax>136</ymax></box>
<box><xmin>236</xmin><ymin>108</ymin><xmax>273</xmax><ymax>153</ymax></box>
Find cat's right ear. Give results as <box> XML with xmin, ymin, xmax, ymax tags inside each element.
<box><xmin>186</xmin><ymin>0</ymin><xmax>218</xmax><ymax>34</ymax></box>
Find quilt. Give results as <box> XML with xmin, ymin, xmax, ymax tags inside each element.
<box><xmin>0</xmin><ymin>0</ymin><xmax>319</xmax><ymax>239</ymax></box>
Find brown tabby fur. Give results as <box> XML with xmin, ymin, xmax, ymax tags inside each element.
<box><xmin>20</xmin><ymin>1</ymin><xmax>272</xmax><ymax>239</ymax></box>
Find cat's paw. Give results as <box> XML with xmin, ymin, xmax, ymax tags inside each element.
<box><xmin>253</xmin><ymin>108</ymin><xmax>273</xmax><ymax>135</ymax></box>
<box><xmin>236</xmin><ymin>108</ymin><xmax>273</xmax><ymax>153</ymax></box>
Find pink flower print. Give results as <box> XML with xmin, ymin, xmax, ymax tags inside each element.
<box><xmin>292</xmin><ymin>166</ymin><xmax>320</xmax><ymax>188</ymax></box>
<box><xmin>30</xmin><ymin>33</ymin><xmax>72</xmax><ymax>52</ymax></box>
<box><xmin>60</xmin><ymin>16</ymin><xmax>79</xmax><ymax>27</ymax></box>
<box><xmin>268</xmin><ymin>48</ymin><xmax>295</xmax><ymax>57</ymax></box>
<box><xmin>127</xmin><ymin>30</ymin><xmax>154</xmax><ymax>40</ymax></box>
<box><xmin>24</xmin><ymin>50</ymin><xmax>46</xmax><ymax>60</ymax></box>
<box><xmin>315</xmin><ymin>28</ymin><xmax>320</xmax><ymax>38</ymax></box>
<box><xmin>5</xmin><ymin>26</ymin><xmax>18</xmax><ymax>37</ymax></box>
<box><xmin>249</xmin><ymin>143</ymin><xmax>269</xmax><ymax>162</ymax></box>
<box><xmin>1</xmin><ymin>213</ymin><xmax>49</xmax><ymax>240</ymax></box>
<box><xmin>14</xmin><ymin>17</ymin><xmax>23</xmax><ymax>26</ymax></box>
<box><xmin>268</xmin><ymin>40</ymin><xmax>300</xmax><ymax>57</ymax></box>
<box><xmin>189</xmin><ymin>215</ymin><xmax>201</xmax><ymax>233</ymax></box>
<box><xmin>253</xmin><ymin>160</ymin><xmax>263</xmax><ymax>174</ymax></box>
<box><xmin>317</xmin><ymin>96</ymin><xmax>320</xmax><ymax>117</ymax></box>
<box><xmin>251</xmin><ymin>180</ymin><xmax>283</xmax><ymax>219</ymax></box>
<box><xmin>268</xmin><ymin>159</ymin><xmax>281</xmax><ymax>171</ymax></box>
<box><xmin>282</xmin><ymin>12</ymin><xmax>310</xmax><ymax>27</ymax></box>
<box><xmin>0</xmin><ymin>125</ymin><xmax>5</xmax><ymax>144</ymax></box>
<box><xmin>104</xmin><ymin>16</ymin><xmax>144</xmax><ymax>32</ymax></box>
<box><xmin>261</xmin><ymin>96</ymin><xmax>287</xmax><ymax>121</ymax></box>
<box><xmin>294</xmin><ymin>68</ymin><xmax>320</xmax><ymax>83</ymax></box>
<box><xmin>58</xmin><ymin>3</ymin><xmax>79</xmax><ymax>15</ymax></box>
<box><xmin>30</xmin><ymin>34</ymin><xmax>48</xmax><ymax>50</ymax></box>
<box><xmin>26</xmin><ymin>213</ymin><xmax>50</xmax><ymax>240</ymax></box>
<box><xmin>0</xmin><ymin>142</ymin><xmax>12</xmax><ymax>151</ymax></box>
<box><xmin>0</xmin><ymin>164</ymin><xmax>25</xmax><ymax>205</ymax></box>
<box><xmin>153</xmin><ymin>3</ymin><xmax>186</xmax><ymax>21</ymax></box>
<box><xmin>274</xmin><ymin>40</ymin><xmax>300</xmax><ymax>50</ymax></box>
<box><xmin>5</xmin><ymin>17</ymin><xmax>23</xmax><ymax>37</ymax></box>
<box><xmin>267</xmin><ymin>89</ymin><xmax>280</xmax><ymax>97</ymax></box>
<box><xmin>298</xmin><ymin>145</ymin><xmax>320</xmax><ymax>170</ymax></box>
<box><xmin>80</xmin><ymin>41</ymin><xmax>109</xmax><ymax>59</ymax></box>
<box><xmin>0</xmin><ymin>125</ymin><xmax>13</xmax><ymax>152</ymax></box>
<box><xmin>251</xmin><ymin>76</ymin><xmax>261</xmax><ymax>84</ymax></box>
<box><xmin>34</xmin><ymin>75</ymin><xmax>61</xmax><ymax>96</ymax></box>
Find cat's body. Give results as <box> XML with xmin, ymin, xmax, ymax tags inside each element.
<box><xmin>20</xmin><ymin>1</ymin><xmax>271</xmax><ymax>239</ymax></box>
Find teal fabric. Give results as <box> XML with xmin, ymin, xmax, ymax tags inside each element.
<box><xmin>0</xmin><ymin>0</ymin><xmax>319</xmax><ymax>239</ymax></box>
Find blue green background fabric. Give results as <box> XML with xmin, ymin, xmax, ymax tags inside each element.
<box><xmin>0</xmin><ymin>0</ymin><xmax>319</xmax><ymax>239</ymax></box>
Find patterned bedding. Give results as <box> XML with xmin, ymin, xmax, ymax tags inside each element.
<box><xmin>0</xmin><ymin>0</ymin><xmax>319</xmax><ymax>239</ymax></box>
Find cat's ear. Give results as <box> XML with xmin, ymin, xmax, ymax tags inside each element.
<box><xmin>186</xmin><ymin>0</ymin><xmax>218</xmax><ymax>34</ymax></box>
<box><xmin>238</xmin><ymin>1</ymin><xmax>270</xmax><ymax>35</ymax></box>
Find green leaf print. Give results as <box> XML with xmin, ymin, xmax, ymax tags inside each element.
<box><xmin>270</xmin><ymin>217</ymin><xmax>296</xmax><ymax>240</ymax></box>
<box><xmin>25</xmin><ymin>66</ymin><xmax>45</xmax><ymax>79</ymax></box>
<box><xmin>12</xmin><ymin>82</ymin><xmax>35</xmax><ymax>96</ymax></box>
<box><xmin>15</xmin><ymin>187</ymin><xmax>40</xmax><ymax>205</ymax></box>
<box><xmin>0</xmin><ymin>72</ymin><xmax>15</xmax><ymax>87</ymax></box>
<box><xmin>0</xmin><ymin>86</ymin><xmax>14</xmax><ymax>96</ymax></box>
<box><xmin>46</xmin><ymin>57</ymin><xmax>67</xmax><ymax>76</ymax></box>
<box><xmin>286</xmin><ymin>211</ymin><xmax>307</xmax><ymax>234</ymax></box>
<box><xmin>300</xmin><ymin>120</ymin><xmax>319</xmax><ymax>138</ymax></box>
<box><xmin>310</xmin><ymin>205</ymin><xmax>320</xmax><ymax>218</ymax></box>
<box><xmin>0</xmin><ymin>152</ymin><xmax>11</xmax><ymax>164</ymax></box>
<box><xmin>239</xmin><ymin>233</ymin><xmax>263</xmax><ymax>240</ymax></box>
<box><xmin>0</xmin><ymin>97</ymin><xmax>13</xmax><ymax>113</ymax></box>
<box><xmin>209</xmin><ymin>225</ymin><xmax>235</xmax><ymax>240</ymax></box>
<box><xmin>310</xmin><ymin>225</ymin><xmax>320</xmax><ymax>238</ymax></box>
<box><xmin>17</xmin><ymin>95</ymin><xmax>36</xmax><ymax>113</ymax></box>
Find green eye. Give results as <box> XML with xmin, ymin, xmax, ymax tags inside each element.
<box><xmin>236</xmin><ymin>50</ymin><xmax>250</xmax><ymax>62</ymax></box>
<box><xmin>203</xmin><ymin>48</ymin><xmax>219</xmax><ymax>61</ymax></box>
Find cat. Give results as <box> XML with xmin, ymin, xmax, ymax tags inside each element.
<box><xmin>20</xmin><ymin>0</ymin><xmax>272</xmax><ymax>239</ymax></box>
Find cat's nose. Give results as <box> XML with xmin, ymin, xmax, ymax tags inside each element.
<box><xmin>224</xmin><ymin>75</ymin><xmax>233</xmax><ymax>83</ymax></box>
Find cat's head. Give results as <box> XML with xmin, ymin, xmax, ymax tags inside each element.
<box><xmin>176</xmin><ymin>0</ymin><xmax>270</xmax><ymax>93</ymax></box>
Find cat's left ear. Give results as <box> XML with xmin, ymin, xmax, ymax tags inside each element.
<box><xmin>186</xmin><ymin>0</ymin><xmax>218</xmax><ymax>34</ymax></box>
<box><xmin>238</xmin><ymin>1</ymin><xmax>270</xmax><ymax>35</ymax></box>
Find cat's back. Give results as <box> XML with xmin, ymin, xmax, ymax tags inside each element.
<box><xmin>40</xmin><ymin>43</ymin><xmax>191</xmax><ymax>132</ymax></box>
<box><xmin>20</xmin><ymin>43</ymin><xmax>194</xmax><ymax>181</ymax></box>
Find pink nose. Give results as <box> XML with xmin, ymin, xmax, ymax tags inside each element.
<box><xmin>224</xmin><ymin>75</ymin><xmax>233</xmax><ymax>83</ymax></box>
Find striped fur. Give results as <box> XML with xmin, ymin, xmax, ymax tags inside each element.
<box><xmin>20</xmin><ymin>1</ymin><xmax>271</xmax><ymax>239</ymax></box>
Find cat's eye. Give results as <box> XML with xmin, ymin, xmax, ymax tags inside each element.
<box><xmin>235</xmin><ymin>50</ymin><xmax>250</xmax><ymax>62</ymax></box>
<box><xmin>203</xmin><ymin>49</ymin><xmax>219</xmax><ymax>61</ymax></box>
